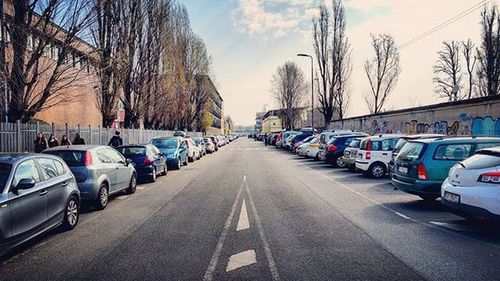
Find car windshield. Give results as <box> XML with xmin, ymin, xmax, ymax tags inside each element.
<box><xmin>45</xmin><ymin>151</ymin><xmax>84</xmax><ymax>167</ymax></box>
<box><xmin>349</xmin><ymin>139</ymin><xmax>361</xmax><ymax>148</ymax></box>
<box><xmin>397</xmin><ymin>142</ymin><xmax>425</xmax><ymax>161</ymax></box>
<box><xmin>0</xmin><ymin>163</ymin><xmax>12</xmax><ymax>191</ymax></box>
<box><xmin>151</xmin><ymin>138</ymin><xmax>177</xmax><ymax>149</ymax></box>
<box><xmin>116</xmin><ymin>147</ymin><xmax>146</xmax><ymax>158</ymax></box>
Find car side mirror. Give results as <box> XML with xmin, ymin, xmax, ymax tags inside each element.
<box><xmin>126</xmin><ymin>158</ymin><xmax>133</xmax><ymax>165</ymax></box>
<box><xmin>15</xmin><ymin>178</ymin><xmax>36</xmax><ymax>191</ymax></box>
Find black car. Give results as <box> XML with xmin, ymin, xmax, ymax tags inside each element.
<box><xmin>116</xmin><ymin>144</ymin><xmax>167</xmax><ymax>182</ymax></box>
<box><xmin>0</xmin><ymin>154</ymin><xmax>80</xmax><ymax>256</ymax></box>
<box><xmin>325</xmin><ymin>135</ymin><xmax>365</xmax><ymax>168</ymax></box>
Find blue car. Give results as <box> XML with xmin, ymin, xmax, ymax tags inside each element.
<box><xmin>149</xmin><ymin>137</ymin><xmax>188</xmax><ymax>170</ymax></box>
<box><xmin>116</xmin><ymin>144</ymin><xmax>167</xmax><ymax>182</ymax></box>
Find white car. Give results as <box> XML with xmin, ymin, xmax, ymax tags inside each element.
<box><xmin>306</xmin><ymin>138</ymin><xmax>321</xmax><ymax>160</ymax></box>
<box><xmin>185</xmin><ymin>138</ymin><xmax>201</xmax><ymax>162</ymax></box>
<box><xmin>355</xmin><ymin>134</ymin><xmax>404</xmax><ymax>178</ymax></box>
<box><xmin>296</xmin><ymin>142</ymin><xmax>310</xmax><ymax>156</ymax></box>
<box><xmin>442</xmin><ymin>147</ymin><xmax>500</xmax><ymax>222</ymax></box>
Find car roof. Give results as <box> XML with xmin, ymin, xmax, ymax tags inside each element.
<box><xmin>44</xmin><ymin>145</ymin><xmax>99</xmax><ymax>151</ymax></box>
<box><xmin>477</xmin><ymin>146</ymin><xmax>500</xmax><ymax>154</ymax></box>
<box><xmin>414</xmin><ymin>136</ymin><xmax>500</xmax><ymax>144</ymax></box>
<box><xmin>0</xmin><ymin>153</ymin><xmax>61</xmax><ymax>164</ymax></box>
<box><xmin>365</xmin><ymin>134</ymin><xmax>404</xmax><ymax>140</ymax></box>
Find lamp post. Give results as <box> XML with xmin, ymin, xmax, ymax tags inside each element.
<box><xmin>297</xmin><ymin>53</ymin><xmax>314</xmax><ymax>133</ymax></box>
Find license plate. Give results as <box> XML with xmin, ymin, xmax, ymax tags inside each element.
<box><xmin>344</xmin><ymin>151</ymin><xmax>350</xmax><ymax>156</ymax></box>
<box><xmin>444</xmin><ymin>191</ymin><xmax>460</xmax><ymax>203</ymax></box>
<box><xmin>398</xmin><ymin>166</ymin><xmax>408</xmax><ymax>174</ymax></box>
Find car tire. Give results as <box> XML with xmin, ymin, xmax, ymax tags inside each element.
<box><xmin>332</xmin><ymin>156</ymin><xmax>346</xmax><ymax>168</ymax></box>
<box><xmin>126</xmin><ymin>173</ymin><xmax>137</xmax><ymax>194</ymax></box>
<box><xmin>161</xmin><ymin>165</ymin><xmax>167</xmax><ymax>175</ymax></box>
<box><xmin>61</xmin><ymin>196</ymin><xmax>79</xmax><ymax>231</ymax></box>
<box><xmin>184</xmin><ymin>157</ymin><xmax>188</xmax><ymax>166</ymax></box>
<box><xmin>150</xmin><ymin>167</ymin><xmax>157</xmax><ymax>182</ymax></box>
<box><xmin>419</xmin><ymin>195</ymin><xmax>438</xmax><ymax>201</ymax></box>
<box><xmin>175</xmin><ymin>158</ymin><xmax>181</xmax><ymax>170</ymax></box>
<box><xmin>188</xmin><ymin>156</ymin><xmax>194</xmax><ymax>163</ymax></box>
<box><xmin>95</xmin><ymin>184</ymin><xmax>109</xmax><ymax>210</ymax></box>
<box><xmin>369</xmin><ymin>163</ymin><xmax>386</xmax><ymax>178</ymax></box>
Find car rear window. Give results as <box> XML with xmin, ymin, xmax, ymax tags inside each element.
<box><xmin>393</xmin><ymin>139</ymin><xmax>408</xmax><ymax>153</ymax></box>
<box><xmin>117</xmin><ymin>147</ymin><xmax>146</xmax><ymax>158</ymax></box>
<box><xmin>45</xmin><ymin>151</ymin><xmax>84</xmax><ymax>167</ymax></box>
<box><xmin>397</xmin><ymin>142</ymin><xmax>425</xmax><ymax>161</ymax></box>
<box><xmin>461</xmin><ymin>152</ymin><xmax>500</xmax><ymax>169</ymax></box>
<box><xmin>0</xmin><ymin>163</ymin><xmax>12</xmax><ymax>191</ymax></box>
<box><xmin>433</xmin><ymin>143</ymin><xmax>472</xmax><ymax>161</ymax></box>
<box><xmin>348</xmin><ymin>139</ymin><xmax>360</xmax><ymax>148</ymax></box>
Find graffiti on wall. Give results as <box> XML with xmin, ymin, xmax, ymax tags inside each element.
<box><xmin>354</xmin><ymin>114</ymin><xmax>500</xmax><ymax>136</ymax></box>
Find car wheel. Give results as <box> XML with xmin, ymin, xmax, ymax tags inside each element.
<box><xmin>61</xmin><ymin>196</ymin><xmax>79</xmax><ymax>231</ymax></box>
<box><xmin>370</xmin><ymin>163</ymin><xmax>386</xmax><ymax>178</ymax></box>
<box><xmin>333</xmin><ymin>156</ymin><xmax>346</xmax><ymax>168</ymax></box>
<box><xmin>126</xmin><ymin>173</ymin><xmax>137</xmax><ymax>194</ymax></box>
<box><xmin>176</xmin><ymin>158</ymin><xmax>181</xmax><ymax>170</ymax></box>
<box><xmin>184</xmin><ymin>157</ymin><xmax>189</xmax><ymax>166</ymax></box>
<box><xmin>161</xmin><ymin>165</ymin><xmax>167</xmax><ymax>175</ymax></box>
<box><xmin>419</xmin><ymin>195</ymin><xmax>438</xmax><ymax>201</ymax></box>
<box><xmin>151</xmin><ymin>167</ymin><xmax>157</xmax><ymax>182</ymax></box>
<box><xmin>95</xmin><ymin>184</ymin><xmax>109</xmax><ymax>210</ymax></box>
<box><xmin>188</xmin><ymin>156</ymin><xmax>194</xmax><ymax>163</ymax></box>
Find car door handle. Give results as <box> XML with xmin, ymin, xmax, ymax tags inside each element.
<box><xmin>39</xmin><ymin>189</ymin><xmax>48</xmax><ymax>196</ymax></box>
<box><xmin>382</xmin><ymin>153</ymin><xmax>389</xmax><ymax>155</ymax></box>
<box><xmin>0</xmin><ymin>204</ymin><xmax>7</xmax><ymax>208</ymax></box>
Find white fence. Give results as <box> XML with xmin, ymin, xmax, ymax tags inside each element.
<box><xmin>0</xmin><ymin>121</ymin><xmax>202</xmax><ymax>153</ymax></box>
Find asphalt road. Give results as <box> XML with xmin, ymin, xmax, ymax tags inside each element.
<box><xmin>1</xmin><ymin>138</ymin><xmax>500</xmax><ymax>281</ymax></box>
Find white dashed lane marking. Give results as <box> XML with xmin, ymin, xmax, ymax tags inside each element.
<box><xmin>226</xmin><ymin>250</ymin><xmax>257</xmax><ymax>272</ymax></box>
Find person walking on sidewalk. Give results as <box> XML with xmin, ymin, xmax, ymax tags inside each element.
<box><xmin>108</xmin><ymin>131</ymin><xmax>123</xmax><ymax>148</ymax></box>
<box><xmin>34</xmin><ymin>132</ymin><xmax>48</xmax><ymax>153</ymax></box>
<box><xmin>60</xmin><ymin>135</ymin><xmax>71</xmax><ymax>146</ymax></box>
<box><xmin>48</xmin><ymin>134</ymin><xmax>59</xmax><ymax>148</ymax></box>
<box><xmin>73</xmin><ymin>133</ymin><xmax>85</xmax><ymax>145</ymax></box>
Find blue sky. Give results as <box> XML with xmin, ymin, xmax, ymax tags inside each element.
<box><xmin>182</xmin><ymin>0</ymin><xmax>482</xmax><ymax>126</ymax></box>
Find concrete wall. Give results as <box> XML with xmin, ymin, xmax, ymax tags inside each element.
<box><xmin>329</xmin><ymin>96</ymin><xmax>500</xmax><ymax>136</ymax></box>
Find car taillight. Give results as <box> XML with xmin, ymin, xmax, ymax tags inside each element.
<box><xmin>144</xmin><ymin>156</ymin><xmax>154</xmax><ymax>165</ymax></box>
<box><xmin>417</xmin><ymin>163</ymin><xmax>429</xmax><ymax>180</ymax></box>
<box><xmin>83</xmin><ymin>151</ymin><xmax>93</xmax><ymax>166</ymax></box>
<box><xmin>365</xmin><ymin>151</ymin><xmax>371</xmax><ymax>160</ymax></box>
<box><xmin>366</xmin><ymin>139</ymin><xmax>372</xmax><ymax>151</ymax></box>
<box><xmin>478</xmin><ymin>171</ymin><xmax>500</xmax><ymax>184</ymax></box>
<box><xmin>327</xmin><ymin>145</ymin><xmax>337</xmax><ymax>152</ymax></box>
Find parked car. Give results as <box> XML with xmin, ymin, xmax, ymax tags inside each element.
<box><xmin>355</xmin><ymin>135</ymin><xmax>404</xmax><ymax>178</ymax></box>
<box><xmin>325</xmin><ymin>135</ymin><xmax>364</xmax><ymax>168</ymax></box>
<box><xmin>392</xmin><ymin>137</ymin><xmax>500</xmax><ymax>201</ymax></box>
<box><xmin>206</xmin><ymin>136</ymin><xmax>220</xmax><ymax>151</ymax></box>
<box><xmin>150</xmin><ymin>137</ymin><xmax>189</xmax><ymax>170</ymax></box>
<box><xmin>193</xmin><ymin>137</ymin><xmax>206</xmax><ymax>157</ymax></box>
<box><xmin>318</xmin><ymin>131</ymin><xmax>367</xmax><ymax>161</ymax></box>
<box><xmin>204</xmin><ymin>137</ymin><xmax>216</xmax><ymax>153</ymax></box>
<box><xmin>342</xmin><ymin>138</ymin><xmax>363</xmax><ymax>171</ymax></box>
<box><xmin>277</xmin><ymin>131</ymin><xmax>300</xmax><ymax>149</ymax></box>
<box><xmin>297</xmin><ymin>136</ymin><xmax>316</xmax><ymax>157</ymax></box>
<box><xmin>293</xmin><ymin>135</ymin><xmax>315</xmax><ymax>153</ymax></box>
<box><xmin>388</xmin><ymin>134</ymin><xmax>444</xmax><ymax>174</ymax></box>
<box><xmin>441</xmin><ymin>147</ymin><xmax>500</xmax><ymax>222</ymax></box>
<box><xmin>306</xmin><ymin>137</ymin><xmax>322</xmax><ymax>160</ymax></box>
<box><xmin>290</xmin><ymin>133</ymin><xmax>313</xmax><ymax>151</ymax></box>
<box><xmin>0</xmin><ymin>153</ymin><xmax>80</xmax><ymax>256</ymax></box>
<box><xmin>116</xmin><ymin>144</ymin><xmax>167</xmax><ymax>182</ymax></box>
<box><xmin>44</xmin><ymin>145</ymin><xmax>137</xmax><ymax>210</ymax></box>
<box><xmin>185</xmin><ymin>138</ymin><xmax>200</xmax><ymax>162</ymax></box>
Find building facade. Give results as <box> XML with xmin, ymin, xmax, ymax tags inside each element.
<box><xmin>203</xmin><ymin>75</ymin><xmax>224</xmax><ymax>135</ymax></box>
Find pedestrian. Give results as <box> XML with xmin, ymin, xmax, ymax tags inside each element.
<box><xmin>34</xmin><ymin>132</ymin><xmax>48</xmax><ymax>153</ymax></box>
<box><xmin>73</xmin><ymin>133</ymin><xmax>85</xmax><ymax>145</ymax></box>
<box><xmin>48</xmin><ymin>134</ymin><xmax>59</xmax><ymax>148</ymax></box>
<box><xmin>60</xmin><ymin>135</ymin><xmax>71</xmax><ymax>146</ymax></box>
<box><xmin>108</xmin><ymin>131</ymin><xmax>123</xmax><ymax>148</ymax></box>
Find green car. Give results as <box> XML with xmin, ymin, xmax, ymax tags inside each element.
<box><xmin>391</xmin><ymin>137</ymin><xmax>500</xmax><ymax>201</ymax></box>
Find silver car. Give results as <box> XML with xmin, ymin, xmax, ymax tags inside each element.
<box><xmin>45</xmin><ymin>145</ymin><xmax>137</xmax><ymax>210</ymax></box>
<box><xmin>0</xmin><ymin>153</ymin><xmax>80</xmax><ymax>256</ymax></box>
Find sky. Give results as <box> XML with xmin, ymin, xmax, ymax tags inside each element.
<box><xmin>181</xmin><ymin>0</ymin><xmax>488</xmax><ymax>126</ymax></box>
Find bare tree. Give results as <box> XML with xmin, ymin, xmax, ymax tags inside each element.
<box><xmin>4</xmin><ymin>0</ymin><xmax>96</xmax><ymax>122</ymax></box>
<box><xmin>477</xmin><ymin>4</ymin><xmax>500</xmax><ymax>96</ymax></box>
<box><xmin>364</xmin><ymin>34</ymin><xmax>401</xmax><ymax>114</ymax></box>
<box><xmin>272</xmin><ymin>61</ymin><xmax>306</xmax><ymax>130</ymax></box>
<box><xmin>462</xmin><ymin>39</ymin><xmax>477</xmax><ymax>99</ymax></box>
<box><xmin>433</xmin><ymin>41</ymin><xmax>462</xmax><ymax>101</ymax></box>
<box><xmin>312</xmin><ymin>0</ymin><xmax>351</xmax><ymax>126</ymax></box>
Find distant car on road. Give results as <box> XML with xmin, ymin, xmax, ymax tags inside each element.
<box><xmin>116</xmin><ymin>144</ymin><xmax>167</xmax><ymax>182</ymax></box>
<box><xmin>441</xmin><ymin>146</ymin><xmax>500</xmax><ymax>222</ymax></box>
<box><xmin>150</xmin><ymin>137</ymin><xmax>189</xmax><ymax>170</ymax></box>
<box><xmin>45</xmin><ymin>145</ymin><xmax>137</xmax><ymax>210</ymax></box>
<box><xmin>0</xmin><ymin>153</ymin><xmax>80</xmax><ymax>256</ymax></box>
<box><xmin>392</xmin><ymin>137</ymin><xmax>500</xmax><ymax>201</ymax></box>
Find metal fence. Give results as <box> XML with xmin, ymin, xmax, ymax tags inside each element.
<box><xmin>0</xmin><ymin>121</ymin><xmax>202</xmax><ymax>153</ymax></box>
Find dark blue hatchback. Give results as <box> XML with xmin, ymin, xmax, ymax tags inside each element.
<box><xmin>116</xmin><ymin>144</ymin><xmax>167</xmax><ymax>182</ymax></box>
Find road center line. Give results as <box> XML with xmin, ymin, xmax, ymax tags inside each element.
<box><xmin>237</xmin><ymin>199</ymin><xmax>250</xmax><ymax>231</ymax></box>
<box><xmin>225</xmin><ymin>250</ymin><xmax>257</xmax><ymax>272</ymax></box>
<box><xmin>245</xmin><ymin>180</ymin><xmax>280</xmax><ymax>281</ymax></box>
<box><xmin>203</xmin><ymin>178</ymin><xmax>245</xmax><ymax>281</ymax></box>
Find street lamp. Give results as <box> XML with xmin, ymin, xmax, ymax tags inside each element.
<box><xmin>297</xmin><ymin>53</ymin><xmax>314</xmax><ymax>133</ymax></box>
